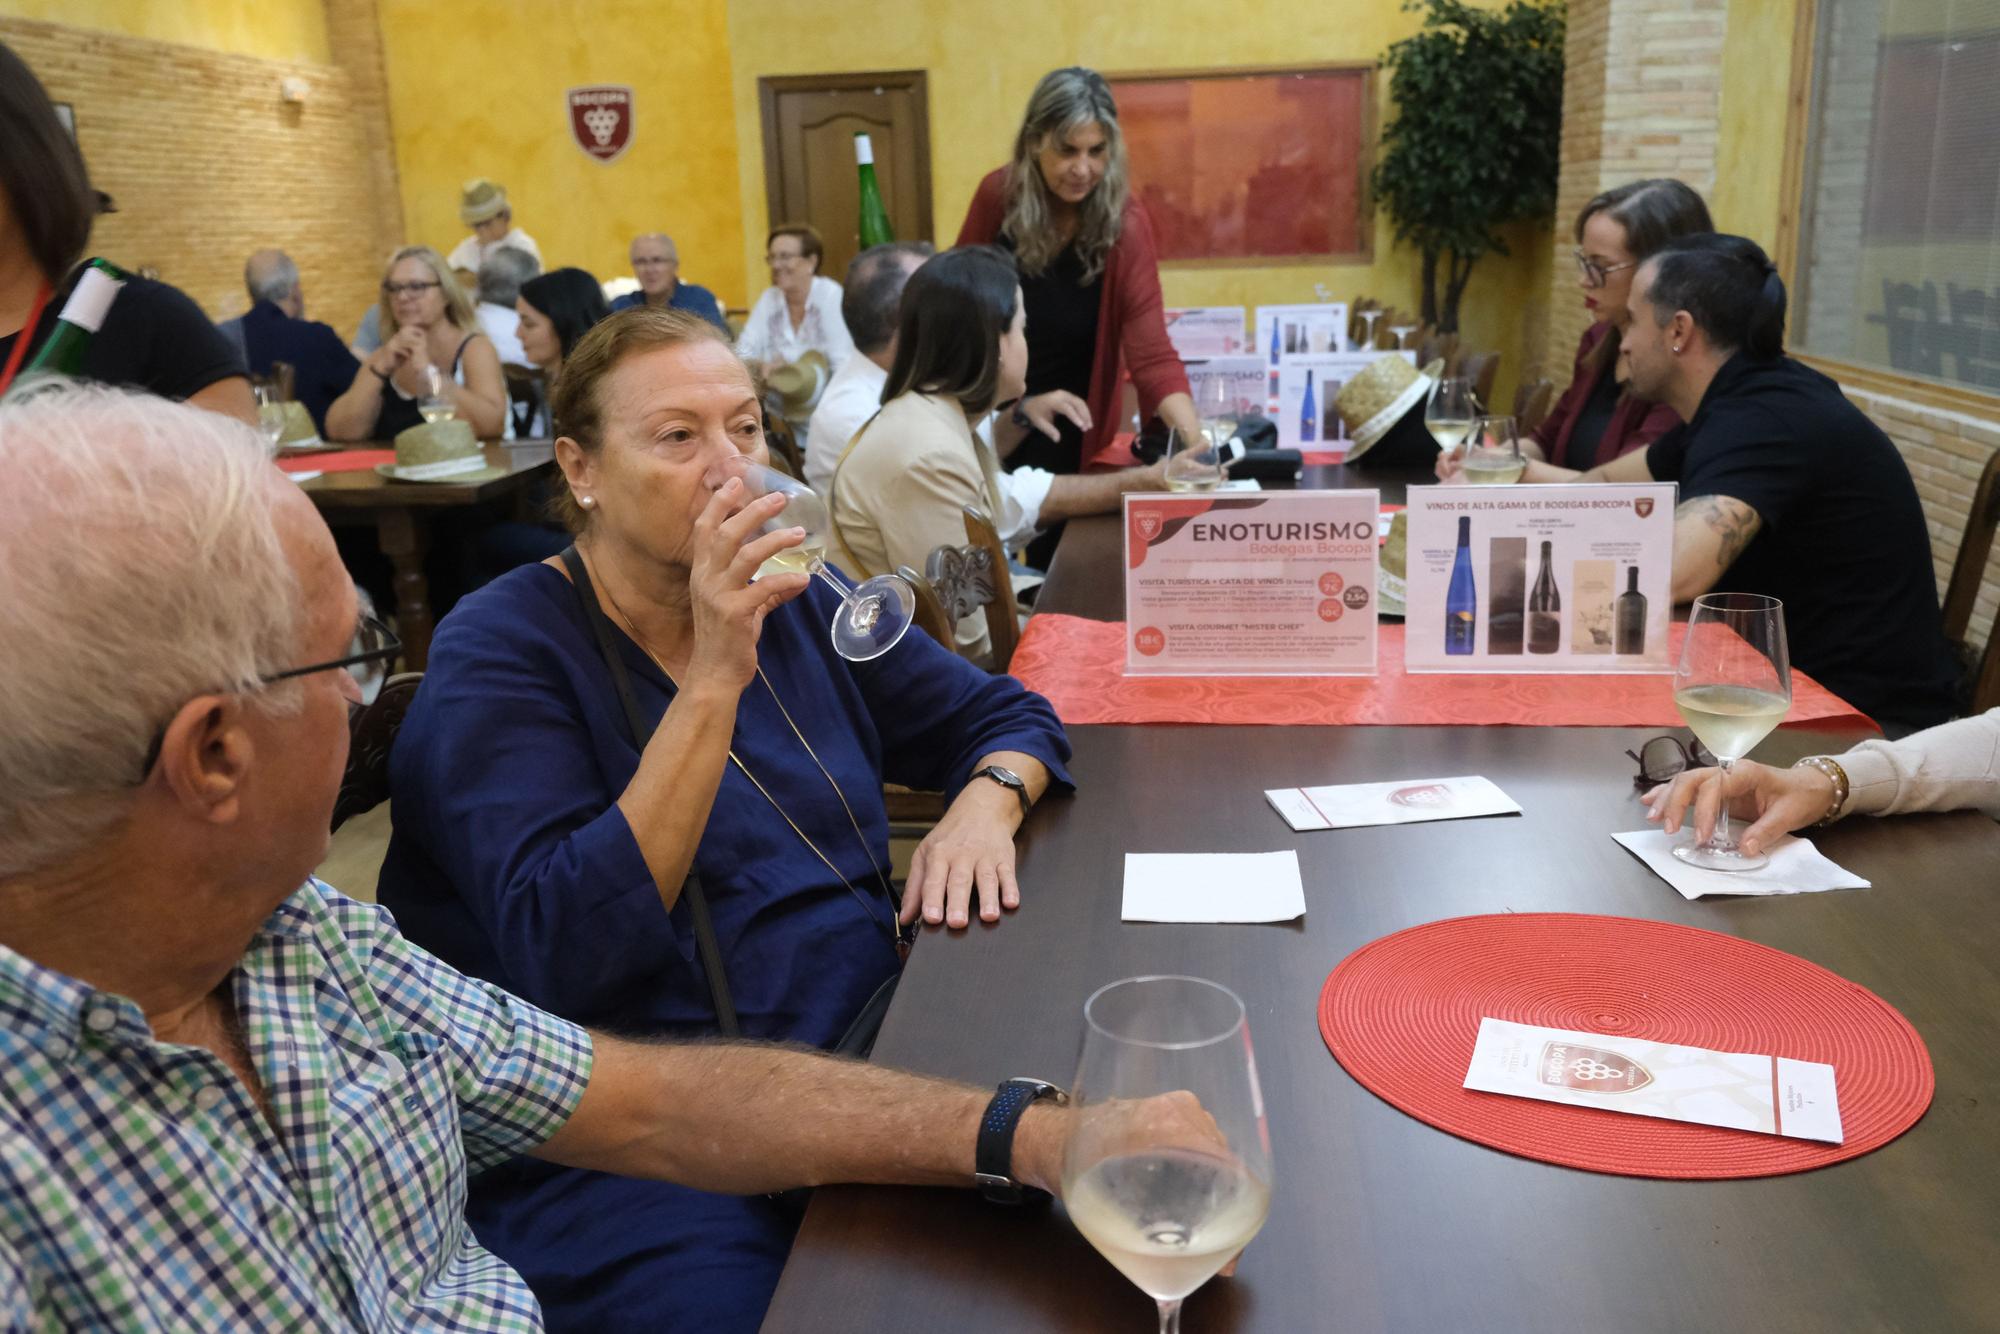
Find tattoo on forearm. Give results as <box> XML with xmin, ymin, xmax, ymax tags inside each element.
<box><xmin>1676</xmin><ymin>496</ymin><xmax>1760</xmax><ymax>569</ymax></box>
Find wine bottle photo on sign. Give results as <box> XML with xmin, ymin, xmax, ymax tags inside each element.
<box><xmin>1528</xmin><ymin>539</ymin><xmax>1561</xmax><ymax>654</ymax></box>
<box><xmin>1614</xmin><ymin>565</ymin><xmax>1648</xmax><ymax>654</ymax></box>
<box><xmin>1446</xmin><ymin>515</ymin><xmax>1477</xmax><ymax>655</ymax></box>
<box><xmin>1488</xmin><ymin>537</ymin><xmax>1526</xmax><ymax>654</ymax></box>
<box><xmin>1299</xmin><ymin>370</ymin><xmax>1317</xmax><ymax>443</ymax></box>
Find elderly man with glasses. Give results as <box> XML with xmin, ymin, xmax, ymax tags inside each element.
<box><xmin>610</xmin><ymin>232</ymin><xmax>728</xmax><ymax>333</ymax></box>
<box><xmin>0</xmin><ymin>384</ymin><xmax>1194</xmax><ymax>1330</ymax></box>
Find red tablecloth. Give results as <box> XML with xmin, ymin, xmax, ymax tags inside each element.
<box><xmin>276</xmin><ymin>449</ymin><xmax>395</xmax><ymax>475</ymax></box>
<box><xmin>1008</xmin><ymin>614</ymin><xmax>1873</xmax><ymax>729</ymax></box>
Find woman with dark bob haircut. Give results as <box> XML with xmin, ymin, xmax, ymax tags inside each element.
<box><xmin>516</xmin><ymin>266</ymin><xmax>611</xmax><ymax>372</ymax></box>
<box><xmin>828</xmin><ymin>245</ymin><xmax>1027</xmax><ymax>662</ymax></box>
<box><xmin>376</xmin><ymin>303</ymin><xmax>1070</xmax><ymax>1332</ymax></box>
<box><xmin>0</xmin><ymin>42</ymin><xmax>252</xmax><ymax>418</ymax></box>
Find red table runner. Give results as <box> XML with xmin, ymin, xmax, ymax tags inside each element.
<box><xmin>276</xmin><ymin>449</ymin><xmax>395</xmax><ymax>475</ymax></box>
<box><xmin>1318</xmin><ymin>913</ymin><xmax>1934</xmax><ymax>1178</ymax></box>
<box><xmin>1008</xmin><ymin>614</ymin><xmax>1872</xmax><ymax>729</ymax></box>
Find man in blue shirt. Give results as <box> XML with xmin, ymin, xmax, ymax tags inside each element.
<box><xmin>222</xmin><ymin>249</ymin><xmax>360</xmax><ymax>434</ymax></box>
<box><xmin>609</xmin><ymin>232</ymin><xmax>728</xmax><ymax>331</ymax></box>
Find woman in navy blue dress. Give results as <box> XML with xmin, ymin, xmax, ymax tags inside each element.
<box><xmin>377</xmin><ymin>306</ymin><xmax>1071</xmax><ymax>1333</ymax></box>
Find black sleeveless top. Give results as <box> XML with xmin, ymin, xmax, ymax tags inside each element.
<box><xmin>371</xmin><ymin>332</ymin><xmax>477</xmax><ymax>438</ymax></box>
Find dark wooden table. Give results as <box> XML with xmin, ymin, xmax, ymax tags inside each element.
<box><xmin>765</xmin><ymin>722</ymin><xmax>2000</xmax><ymax>1332</ymax></box>
<box><xmin>1036</xmin><ymin>461</ymin><xmax>1435</xmax><ymax>622</ymax></box>
<box><xmin>300</xmin><ymin>442</ymin><xmax>556</xmax><ymax>668</ymax></box>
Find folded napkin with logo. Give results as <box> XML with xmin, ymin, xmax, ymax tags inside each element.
<box><xmin>1611</xmin><ymin>829</ymin><xmax>1870</xmax><ymax>899</ymax></box>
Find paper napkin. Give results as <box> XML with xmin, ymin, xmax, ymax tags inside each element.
<box><xmin>1121</xmin><ymin>851</ymin><xmax>1306</xmax><ymax>923</ymax></box>
<box><xmin>1611</xmin><ymin>829</ymin><xmax>1870</xmax><ymax>900</ymax></box>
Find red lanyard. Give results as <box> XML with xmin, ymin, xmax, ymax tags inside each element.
<box><xmin>0</xmin><ymin>282</ymin><xmax>53</xmax><ymax>398</ymax></box>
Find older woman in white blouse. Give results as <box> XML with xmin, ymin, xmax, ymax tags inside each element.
<box><xmin>736</xmin><ymin>222</ymin><xmax>854</xmax><ymax>377</ymax></box>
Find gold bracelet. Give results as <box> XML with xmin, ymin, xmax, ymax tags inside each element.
<box><xmin>1793</xmin><ymin>756</ymin><xmax>1849</xmax><ymax>827</ymax></box>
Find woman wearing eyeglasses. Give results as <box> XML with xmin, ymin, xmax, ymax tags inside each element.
<box><xmin>324</xmin><ymin>245</ymin><xmax>508</xmax><ymax>441</ymax></box>
<box><xmin>1440</xmin><ymin>179</ymin><xmax>1710</xmax><ymax>482</ymax></box>
<box><xmin>735</xmin><ymin>222</ymin><xmax>854</xmax><ymax>380</ymax></box>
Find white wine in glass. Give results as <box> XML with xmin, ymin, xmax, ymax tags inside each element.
<box><xmin>1461</xmin><ymin>414</ymin><xmax>1526</xmax><ymax>485</ymax></box>
<box><xmin>417</xmin><ymin>363</ymin><xmax>456</xmax><ymax>424</ymax></box>
<box><xmin>1425</xmin><ymin>376</ymin><xmax>1477</xmax><ymax>456</ymax></box>
<box><xmin>1162</xmin><ymin>427</ymin><xmax>1224</xmax><ymax>493</ymax></box>
<box><xmin>1063</xmin><ymin>976</ymin><xmax>1271</xmax><ymax>1334</ymax></box>
<box><xmin>710</xmin><ymin>454</ymin><xmax>915</xmax><ymax>661</ymax></box>
<box><xmin>1194</xmin><ymin>376</ymin><xmax>1237</xmax><ymax>455</ymax></box>
<box><xmin>252</xmin><ymin>383</ymin><xmax>287</xmax><ymax>448</ymax></box>
<box><xmin>1672</xmin><ymin>592</ymin><xmax>1792</xmax><ymax>871</ymax></box>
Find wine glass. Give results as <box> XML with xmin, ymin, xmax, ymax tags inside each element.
<box><xmin>1389</xmin><ymin>320</ymin><xmax>1419</xmax><ymax>350</ymax></box>
<box><xmin>1460</xmin><ymin>414</ymin><xmax>1525</xmax><ymax>485</ymax></box>
<box><xmin>1672</xmin><ymin>593</ymin><xmax>1792</xmax><ymax>871</ymax></box>
<box><xmin>1424</xmin><ymin>376</ymin><xmax>1477</xmax><ymax>459</ymax></box>
<box><xmin>1357</xmin><ymin>307</ymin><xmax>1383</xmax><ymax>350</ymax></box>
<box><xmin>252</xmin><ymin>383</ymin><xmax>287</xmax><ymax>449</ymax></box>
<box><xmin>1162</xmin><ymin>427</ymin><xmax>1223</xmax><ymax>493</ymax></box>
<box><xmin>1194</xmin><ymin>377</ymin><xmax>1237</xmax><ymax>453</ymax></box>
<box><xmin>1063</xmin><ymin>976</ymin><xmax>1272</xmax><ymax>1334</ymax></box>
<box><xmin>417</xmin><ymin>363</ymin><xmax>456</xmax><ymax>424</ymax></box>
<box><xmin>710</xmin><ymin>454</ymin><xmax>915</xmax><ymax>661</ymax></box>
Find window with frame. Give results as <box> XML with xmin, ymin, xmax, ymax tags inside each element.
<box><xmin>1794</xmin><ymin>1</ymin><xmax>2000</xmax><ymax>395</ymax></box>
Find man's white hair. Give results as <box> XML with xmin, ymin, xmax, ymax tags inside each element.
<box><xmin>0</xmin><ymin>382</ymin><xmax>304</xmax><ymax>876</ymax></box>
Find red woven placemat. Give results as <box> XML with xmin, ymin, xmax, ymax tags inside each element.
<box><xmin>1318</xmin><ymin>913</ymin><xmax>1932</xmax><ymax>1178</ymax></box>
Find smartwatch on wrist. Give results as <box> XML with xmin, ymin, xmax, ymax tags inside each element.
<box><xmin>976</xmin><ymin>1076</ymin><xmax>1068</xmax><ymax>1204</ymax></box>
<box><xmin>971</xmin><ymin>764</ymin><xmax>1031</xmax><ymax>819</ymax></box>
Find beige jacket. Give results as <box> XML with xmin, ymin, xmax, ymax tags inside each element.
<box><xmin>828</xmin><ymin>390</ymin><xmax>1004</xmax><ymax>660</ymax></box>
<box><xmin>1831</xmin><ymin>707</ymin><xmax>2000</xmax><ymax>820</ymax></box>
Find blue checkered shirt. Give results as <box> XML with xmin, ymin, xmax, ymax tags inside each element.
<box><xmin>0</xmin><ymin>878</ymin><xmax>593</xmax><ymax>1329</ymax></box>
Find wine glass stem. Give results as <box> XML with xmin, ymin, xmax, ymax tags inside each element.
<box><xmin>1713</xmin><ymin>759</ymin><xmax>1735</xmax><ymax>849</ymax></box>
<box><xmin>1156</xmin><ymin>1298</ymin><xmax>1184</xmax><ymax>1334</ymax></box>
<box><xmin>809</xmin><ymin>563</ymin><xmax>853</xmax><ymax>598</ymax></box>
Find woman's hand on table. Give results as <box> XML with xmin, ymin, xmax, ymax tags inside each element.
<box><xmin>1643</xmin><ymin>760</ymin><xmax>1836</xmax><ymax>855</ymax></box>
<box><xmin>683</xmin><ymin>480</ymin><xmax>811</xmax><ymax>695</ymax></box>
<box><xmin>1018</xmin><ymin>390</ymin><xmax>1092</xmax><ymax>443</ymax></box>
<box><xmin>903</xmin><ymin>780</ymin><xmax>1023</xmax><ymax>930</ymax></box>
<box><xmin>1434</xmin><ymin>447</ymin><xmax>1465</xmax><ymax>482</ymax></box>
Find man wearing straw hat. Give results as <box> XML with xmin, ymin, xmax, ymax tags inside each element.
<box><xmin>446</xmin><ymin>179</ymin><xmax>542</xmax><ymax>283</ymax></box>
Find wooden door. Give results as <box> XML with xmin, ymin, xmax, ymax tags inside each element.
<box><xmin>759</xmin><ymin>71</ymin><xmax>934</xmax><ymax>286</ymax></box>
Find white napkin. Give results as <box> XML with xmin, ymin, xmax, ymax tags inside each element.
<box><xmin>1612</xmin><ymin>829</ymin><xmax>1870</xmax><ymax>900</ymax></box>
<box><xmin>1121</xmin><ymin>851</ymin><xmax>1306</xmax><ymax>923</ymax></box>
<box><xmin>1266</xmin><ymin>775</ymin><xmax>1521</xmax><ymax>831</ymax></box>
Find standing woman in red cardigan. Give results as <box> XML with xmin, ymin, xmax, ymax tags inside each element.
<box><xmin>958</xmin><ymin>68</ymin><xmax>1199</xmax><ymax>562</ymax></box>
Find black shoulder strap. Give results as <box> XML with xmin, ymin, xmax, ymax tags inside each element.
<box><xmin>559</xmin><ymin>546</ymin><xmax>740</xmax><ymax>1037</ymax></box>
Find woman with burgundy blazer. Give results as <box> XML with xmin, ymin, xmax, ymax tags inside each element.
<box><xmin>1444</xmin><ymin>179</ymin><xmax>1713</xmax><ymax>479</ymax></box>
<box><xmin>957</xmin><ymin>67</ymin><xmax>1199</xmax><ymax>546</ymax></box>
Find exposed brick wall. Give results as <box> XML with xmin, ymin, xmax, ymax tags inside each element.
<box><xmin>2</xmin><ymin>13</ymin><xmax>400</xmax><ymax>340</ymax></box>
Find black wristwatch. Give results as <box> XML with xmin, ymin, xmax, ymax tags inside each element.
<box><xmin>971</xmin><ymin>764</ymin><xmax>1031</xmax><ymax>819</ymax></box>
<box><xmin>976</xmin><ymin>1076</ymin><xmax>1068</xmax><ymax>1204</ymax></box>
<box><xmin>1008</xmin><ymin>399</ymin><xmax>1032</xmax><ymax>432</ymax></box>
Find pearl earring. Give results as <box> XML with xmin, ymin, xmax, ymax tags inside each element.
<box><xmin>578</xmin><ymin>495</ymin><xmax>596</xmax><ymax>509</ymax></box>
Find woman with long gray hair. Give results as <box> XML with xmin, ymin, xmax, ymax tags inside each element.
<box><xmin>957</xmin><ymin>68</ymin><xmax>1198</xmax><ymax>555</ymax></box>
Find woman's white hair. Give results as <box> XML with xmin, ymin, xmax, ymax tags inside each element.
<box><xmin>0</xmin><ymin>381</ymin><xmax>304</xmax><ymax>876</ymax></box>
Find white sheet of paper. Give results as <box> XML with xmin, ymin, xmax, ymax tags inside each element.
<box><xmin>1463</xmin><ymin>1017</ymin><xmax>1844</xmax><ymax>1143</ymax></box>
<box><xmin>288</xmin><ymin>470</ymin><xmax>323</xmax><ymax>484</ymax></box>
<box><xmin>1611</xmin><ymin>829</ymin><xmax>1870</xmax><ymax>900</ymax></box>
<box><xmin>1121</xmin><ymin>851</ymin><xmax>1306</xmax><ymax>923</ymax></box>
<box><xmin>1216</xmin><ymin>477</ymin><xmax>1262</xmax><ymax>492</ymax></box>
<box><xmin>1265</xmin><ymin>775</ymin><xmax>1521</xmax><ymax>831</ymax></box>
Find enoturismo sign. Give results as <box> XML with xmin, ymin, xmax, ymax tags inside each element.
<box><xmin>567</xmin><ymin>86</ymin><xmax>633</xmax><ymax>164</ymax></box>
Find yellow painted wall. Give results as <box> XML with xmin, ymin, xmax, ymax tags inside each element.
<box><xmin>723</xmin><ymin>0</ymin><xmax>1552</xmax><ymax>399</ymax></box>
<box><xmin>0</xmin><ymin>0</ymin><xmax>330</xmax><ymax>64</ymax></box>
<box><xmin>375</xmin><ymin>0</ymin><xmax>748</xmax><ymax>305</ymax></box>
<box><xmin>1712</xmin><ymin>0</ymin><xmax>1800</xmax><ymax>250</ymax></box>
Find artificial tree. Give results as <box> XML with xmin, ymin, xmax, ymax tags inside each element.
<box><xmin>1370</xmin><ymin>0</ymin><xmax>1566</xmax><ymax>332</ymax></box>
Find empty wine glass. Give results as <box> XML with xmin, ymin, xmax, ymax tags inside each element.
<box><xmin>1162</xmin><ymin>427</ymin><xmax>1223</xmax><ymax>492</ymax></box>
<box><xmin>1424</xmin><ymin>376</ymin><xmax>1477</xmax><ymax>459</ymax></box>
<box><xmin>1672</xmin><ymin>593</ymin><xmax>1792</xmax><ymax>871</ymax></box>
<box><xmin>1461</xmin><ymin>414</ymin><xmax>1525</xmax><ymax>484</ymax></box>
<box><xmin>710</xmin><ymin>454</ymin><xmax>915</xmax><ymax>661</ymax></box>
<box><xmin>1063</xmin><ymin>976</ymin><xmax>1272</xmax><ymax>1334</ymax></box>
<box><xmin>252</xmin><ymin>383</ymin><xmax>287</xmax><ymax>449</ymax></box>
<box><xmin>417</xmin><ymin>363</ymin><xmax>456</xmax><ymax>424</ymax></box>
<box><xmin>1357</xmin><ymin>307</ymin><xmax>1382</xmax><ymax>350</ymax></box>
<box><xmin>1194</xmin><ymin>377</ymin><xmax>1237</xmax><ymax>452</ymax></box>
<box><xmin>1390</xmin><ymin>320</ymin><xmax>1419</xmax><ymax>350</ymax></box>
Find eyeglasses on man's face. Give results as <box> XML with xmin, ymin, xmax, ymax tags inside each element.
<box><xmin>1573</xmin><ymin>249</ymin><xmax>1639</xmax><ymax>290</ymax></box>
<box><xmin>136</xmin><ymin>615</ymin><xmax>402</xmax><ymax>781</ymax></box>
<box><xmin>382</xmin><ymin>280</ymin><xmax>442</xmax><ymax>297</ymax></box>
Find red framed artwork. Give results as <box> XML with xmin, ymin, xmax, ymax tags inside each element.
<box><xmin>1109</xmin><ymin>66</ymin><xmax>1374</xmax><ymax>265</ymax></box>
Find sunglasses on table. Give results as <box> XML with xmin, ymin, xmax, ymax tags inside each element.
<box><xmin>136</xmin><ymin>615</ymin><xmax>403</xmax><ymax>780</ymax></box>
<box><xmin>1625</xmin><ymin>734</ymin><xmax>1719</xmax><ymax>791</ymax></box>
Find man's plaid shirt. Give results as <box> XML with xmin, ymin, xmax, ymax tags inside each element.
<box><xmin>1</xmin><ymin>879</ymin><xmax>593</xmax><ymax>1329</ymax></box>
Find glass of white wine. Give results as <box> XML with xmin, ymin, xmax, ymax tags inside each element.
<box><xmin>1672</xmin><ymin>592</ymin><xmax>1792</xmax><ymax>871</ymax></box>
<box><xmin>252</xmin><ymin>383</ymin><xmax>287</xmax><ymax>449</ymax></box>
<box><xmin>1194</xmin><ymin>376</ymin><xmax>1237</xmax><ymax>455</ymax></box>
<box><xmin>417</xmin><ymin>363</ymin><xmax>456</xmax><ymax>425</ymax></box>
<box><xmin>708</xmin><ymin>454</ymin><xmax>915</xmax><ymax>661</ymax></box>
<box><xmin>1425</xmin><ymin>375</ymin><xmax>1477</xmax><ymax>460</ymax></box>
<box><xmin>1162</xmin><ymin>427</ymin><xmax>1224</xmax><ymax>493</ymax></box>
<box><xmin>1461</xmin><ymin>414</ymin><xmax>1526</xmax><ymax>485</ymax></box>
<box><xmin>1064</xmin><ymin>976</ymin><xmax>1271</xmax><ymax>1334</ymax></box>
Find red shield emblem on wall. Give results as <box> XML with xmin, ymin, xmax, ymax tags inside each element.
<box><xmin>1633</xmin><ymin>497</ymin><xmax>1655</xmax><ymax>518</ymax></box>
<box><xmin>568</xmin><ymin>86</ymin><xmax>633</xmax><ymax>163</ymax></box>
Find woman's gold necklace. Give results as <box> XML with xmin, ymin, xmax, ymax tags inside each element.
<box><xmin>586</xmin><ymin>550</ymin><xmax>904</xmax><ymax>949</ymax></box>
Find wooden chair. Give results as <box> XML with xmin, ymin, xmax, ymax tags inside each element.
<box><xmin>331</xmin><ymin>672</ymin><xmax>422</xmax><ymax>833</ymax></box>
<box><xmin>918</xmin><ymin>505</ymin><xmax>1021</xmax><ymax>672</ymax></box>
<box><xmin>1941</xmin><ymin>448</ymin><xmax>2000</xmax><ymax>715</ymax></box>
<box><xmin>503</xmin><ymin>364</ymin><xmax>548</xmax><ymax>439</ymax></box>
<box><xmin>1418</xmin><ymin>330</ymin><xmax>1459</xmax><ymax>371</ymax></box>
<box><xmin>1457</xmin><ymin>350</ymin><xmax>1501</xmax><ymax>408</ymax></box>
<box><xmin>898</xmin><ymin>563</ymin><xmax>955</xmax><ymax>649</ymax></box>
<box><xmin>1512</xmin><ymin>376</ymin><xmax>1556</xmax><ymax>434</ymax></box>
<box><xmin>762</xmin><ymin>407</ymin><xmax>807</xmax><ymax>481</ymax></box>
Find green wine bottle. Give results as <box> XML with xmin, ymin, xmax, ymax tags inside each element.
<box><xmin>855</xmin><ymin>134</ymin><xmax>894</xmax><ymax>249</ymax></box>
<box><xmin>17</xmin><ymin>258</ymin><xmax>127</xmax><ymax>384</ymax></box>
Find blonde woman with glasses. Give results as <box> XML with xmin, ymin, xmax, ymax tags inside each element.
<box><xmin>325</xmin><ymin>245</ymin><xmax>508</xmax><ymax>440</ymax></box>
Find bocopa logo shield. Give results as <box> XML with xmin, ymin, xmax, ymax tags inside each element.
<box><xmin>1633</xmin><ymin>497</ymin><xmax>1655</xmax><ymax>518</ymax></box>
<box><xmin>568</xmin><ymin>87</ymin><xmax>633</xmax><ymax>164</ymax></box>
